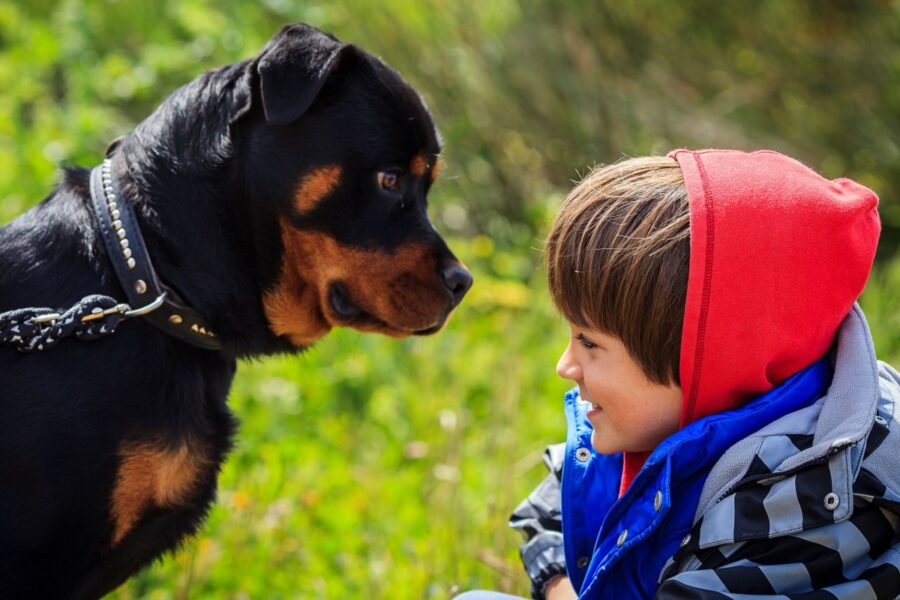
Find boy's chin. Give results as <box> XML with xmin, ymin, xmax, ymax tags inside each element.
<box><xmin>590</xmin><ymin>431</ymin><xmax>645</xmax><ymax>455</ymax></box>
<box><xmin>590</xmin><ymin>431</ymin><xmax>620</xmax><ymax>455</ymax></box>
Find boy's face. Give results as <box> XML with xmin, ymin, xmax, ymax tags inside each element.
<box><xmin>557</xmin><ymin>323</ymin><xmax>683</xmax><ymax>455</ymax></box>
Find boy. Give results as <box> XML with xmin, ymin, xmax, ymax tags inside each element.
<box><xmin>461</xmin><ymin>150</ymin><xmax>900</xmax><ymax>599</ymax></box>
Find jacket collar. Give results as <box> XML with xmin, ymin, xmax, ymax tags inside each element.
<box><xmin>671</xmin><ymin>304</ymin><xmax>885</xmax><ymax>557</ymax></box>
<box><xmin>694</xmin><ymin>303</ymin><xmax>879</xmax><ymax>521</ymax></box>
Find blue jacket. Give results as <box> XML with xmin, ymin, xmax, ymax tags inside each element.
<box><xmin>562</xmin><ymin>356</ymin><xmax>829</xmax><ymax>598</ymax></box>
<box><xmin>511</xmin><ymin>305</ymin><xmax>900</xmax><ymax>599</ymax></box>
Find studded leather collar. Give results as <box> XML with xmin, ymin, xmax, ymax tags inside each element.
<box><xmin>89</xmin><ymin>159</ymin><xmax>223</xmax><ymax>351</ymax></box>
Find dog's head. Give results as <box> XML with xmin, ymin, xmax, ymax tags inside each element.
<box><xmin>240</xmin><ymin>25</ymin><xmax>472</xmax><ymax>347</ymax></box>
<box><xmin>230</xmin><ymin>25</ymin><xmax>472</xmax><ymax>347</ymax></box>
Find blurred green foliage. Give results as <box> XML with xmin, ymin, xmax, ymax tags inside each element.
<box><xmin>1</xmin><ymin>1</ymin><xmax>899</xmax><ymax>598</ymax></box>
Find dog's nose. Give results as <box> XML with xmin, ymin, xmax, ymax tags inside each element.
<box><xmin>441</xmin><ymin>264</ymin><xmax>473</xmax><ymax>307</ymax></box>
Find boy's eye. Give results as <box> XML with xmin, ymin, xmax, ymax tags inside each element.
<box><xmin>576</xmin><ymin>333</ymin><xmax>597</xmax><ymax>350</ymax></box>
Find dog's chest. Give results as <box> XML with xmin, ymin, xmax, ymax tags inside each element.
<box><xmin>105</xmin><ymin>372</ymin><xmax>237</xmax><ymax>547</ymax></box>
<box><xmin>109</xmin><ymin>437</ymin><xmax>219</xmax><ymax>545</ymax></box>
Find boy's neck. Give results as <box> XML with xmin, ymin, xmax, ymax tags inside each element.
<box><xmin>619</xmin><ymin>451</ymin><xmax>651</xmax><ymax>497</ymax></box>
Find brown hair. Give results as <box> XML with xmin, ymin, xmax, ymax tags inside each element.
<box><xmin>546</xmin><ymin>156</ymin><xmax>690</xmax><ymax>386</ymax></box>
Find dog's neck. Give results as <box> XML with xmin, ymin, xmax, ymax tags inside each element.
<box><xmin>104</xmin><ymin>63</ymin><xmax>293</xmax><ymax>358</ymax></box>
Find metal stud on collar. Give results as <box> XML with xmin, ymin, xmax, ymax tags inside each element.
<box><xmin>190</xmin><ymin>323</ymin><xmax>216</xmax><ymax>338</ymax></box>
<box><xmin>101</xmin><ymin>159</ymin><xmax>135</xmax><ymax>270</ymax></box>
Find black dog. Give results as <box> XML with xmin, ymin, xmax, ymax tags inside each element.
<box><xmin>0</xmin><ymin>23</ymin><xmax>471</xmax><ymax>599</ymax></box>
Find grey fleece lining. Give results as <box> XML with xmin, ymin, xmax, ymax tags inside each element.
<box><xmin>694</xmin><ymin>303</ymin><xmax>881</xmax><ymax>521</ymax></box>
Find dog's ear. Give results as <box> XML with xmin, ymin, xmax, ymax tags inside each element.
<box><xmin>105</xmin><ymin>135</ymin><xmax>126</xmax><ymax>158</ymax></box>
<box><xmin>256</xmin><ymin>23</ymin><xmax>354</xmax><ymax>126</ymax></box>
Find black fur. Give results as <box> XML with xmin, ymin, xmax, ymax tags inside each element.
<box><xmin>0</xmin><ymin>24</ymin><xmax>468</xmax><ymax>599</ymax></box>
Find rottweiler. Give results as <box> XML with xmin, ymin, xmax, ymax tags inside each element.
<box><xmin>0</xmin><ymin>23</ymin><xmax>471</xmax><ymax>599</ymax></box>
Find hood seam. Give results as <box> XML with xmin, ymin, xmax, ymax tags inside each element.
<box><xmin>684</xmin><ymin>152</ymin><xmax>716</xmax><ymax>425</ymax></box>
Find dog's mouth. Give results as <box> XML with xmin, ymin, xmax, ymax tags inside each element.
<box><xmin>327</xmin><ymin>283</ymin><xmax>448</xmax><ymax>336</ymax></box>
<box><xmin>328</xmin><ymin>284</ymin><xmax>364</xmax><ymax>321</ymax></box>
<box><xmin>412</xmin><ymin>323</ymin><xmax>443</xmax><ymax>336</ymax></box>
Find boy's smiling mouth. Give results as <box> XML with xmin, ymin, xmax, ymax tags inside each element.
<box><xmin>579</xmin><ymin>390</ymin><xmax>602</xmax><ymax>412</ymax></box>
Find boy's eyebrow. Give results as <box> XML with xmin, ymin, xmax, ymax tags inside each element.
<box><xmin>576</xmin><ymin>330</ymin><xmax>612</xmax><ymax>350</ymax></box>
<box><xmin>576</xmin><ymin>332</ymin><xmax>599</xmax><ymax>345</ymax></box>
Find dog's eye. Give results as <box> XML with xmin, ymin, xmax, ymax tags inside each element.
<box><xmin>377</xmin><ymin>171</ymin><xmax>402</xmax><ymax>192</ymax></box>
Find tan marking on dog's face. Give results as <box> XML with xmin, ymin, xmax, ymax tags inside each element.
<box><xmin>262</xmin><ymin>220</ymin><xmax>332</xmax><ymax>346</ymax></box>
<box><xmin>430</xmin><ymin>157</ymin><xmax>442</xmax><ymax>184</ymax></box>
<box><xmin>410</xmin><ymin>154</ymin><xmax>428</xmax><ymax>177</ymax></box>
<box><xmin>294</xmin><ymin>165</ymin><xmax>341</xmax><ymax>213</ymax></box>
<box><xmin>110</xmin><ymin>442</ymin><xmax>209</xmax><ymax>545</ymax></box>
<box><xmin>263</xmin><ymin>221</ymin><xmax>457</xmax><ymax>346</ymax></box>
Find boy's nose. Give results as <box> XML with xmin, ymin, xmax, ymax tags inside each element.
<box><xmin>556</xmin><ymin>344</ymin><xmax>581</xmax><ymax>381</ymax></box>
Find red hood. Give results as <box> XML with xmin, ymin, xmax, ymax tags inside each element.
<box><xmin>621</xmin><ymin>149</ymin><xmax>880</xmax><ymax>494</ymax></box>
<box><xmin>672</xmin><ymin>149</ymin><xmax>879</xmax><ymax>425</ymax></box>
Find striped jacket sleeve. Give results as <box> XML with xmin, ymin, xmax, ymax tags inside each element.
<box><xmin>509</xmin><ymin>443</ymin><xmax>567</xmax><ymax>600</ymax></box>
<box><xmin>656</xmin><ymin>491</ymin><xmax>900</xmax><ymax>599</ymax></box>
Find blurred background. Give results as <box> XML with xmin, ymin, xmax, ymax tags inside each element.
<box><xmin>1</xmin><ymin>1</ymin><xmax>898</xmax><ymax>598</ymax></box>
